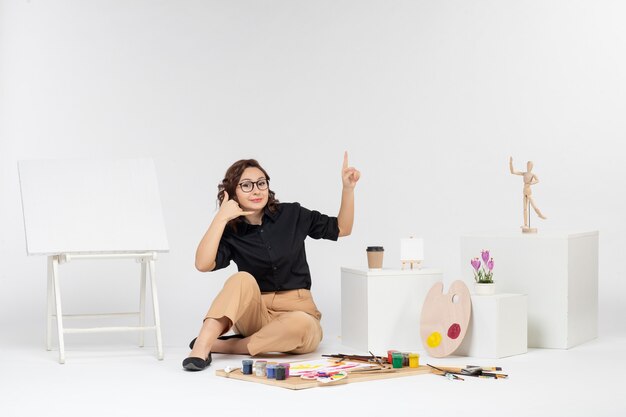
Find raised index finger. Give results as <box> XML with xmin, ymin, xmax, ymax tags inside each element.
<box><xmin>343</xmin><ymin>151</ymin><xmax>349</xmax><ymax>169</ymax></box>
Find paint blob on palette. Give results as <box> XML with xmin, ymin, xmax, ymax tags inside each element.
<box><xmin>419</xmin><ymin>280</ymin><xmax>471</xmax><ymax>358</ymax></box>
<box><xmin>301</xmin><ymin>370</ymin><xmax>348</xmax><ymax>384</ymax></box>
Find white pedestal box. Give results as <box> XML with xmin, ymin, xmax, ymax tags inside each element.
<box><xmin>340</xmin><ymin>267</ymin><xmax>443</xmax><ymax>354</ymax></box>
<box><xmin>460</xmin><ymin>231</ymin><xmax>598</xmax><ymax>349</ymax></box>
<box><xmin>457</xmin><ymin>294</ymin><xmax>527</xmax><ymax>358</ymax></box>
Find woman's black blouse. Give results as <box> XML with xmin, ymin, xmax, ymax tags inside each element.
<box><xmin>213</xmin><ymin>202</ymin><xmax>339</xmax><ymax>292</ymax></box>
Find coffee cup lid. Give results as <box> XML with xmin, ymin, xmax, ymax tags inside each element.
<box><xmin>366</xmin><ymin>246</ymin><xmax>384</xmax><ymax>251</ymax></box>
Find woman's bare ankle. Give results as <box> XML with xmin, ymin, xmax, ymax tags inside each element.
<box><xmin>211</xmin><ymin>338</ymin><xmax>251</xmax><ymax>355</ymax></box>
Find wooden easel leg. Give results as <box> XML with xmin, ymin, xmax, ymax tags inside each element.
<box><xmin>46</xmin><ymin>256</ymin><xmax>54</xmax><ymax>351</ymax></box>
<box><xmin>51</xmin><ymin>256</ymin><xmax>66</xmax><ymax>364</ymax></box>
<box><xmin>148</xmin><ymin>257</ymin><xmax>164</xmax><ymax>360</ymax></box>
<box><xmin>139</xmin><ymin>261</ymin><xmax>147</xmax><ymax>348</ymax></box>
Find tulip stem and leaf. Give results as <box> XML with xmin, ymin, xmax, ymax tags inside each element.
<box><xmin>471</xmin><ymin>250</ymin><xmax>495</xmax><ymax>284</ymax></box>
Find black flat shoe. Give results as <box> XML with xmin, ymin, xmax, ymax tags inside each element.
<box><xmin>182</xmin><ymin>353</ymin><xmax>212</xmax><ymax>371</ymax></box>
<box><xmin>188</xmin><ymin>334</ymin><xmax>244</xmax><ymax>349</ymax></box>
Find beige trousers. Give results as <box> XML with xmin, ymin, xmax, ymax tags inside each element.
<box><xmin>205</xmin><ymin>271</ymin><xmax>323</xmax><ymax>356</ymax></box>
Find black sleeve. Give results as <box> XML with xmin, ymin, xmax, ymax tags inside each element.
<box><xmin>299</xmin><ymin>204</ymin><xmax>340</xmax><ymax>241</ymax></box>
<box><xmin>212</xmin><ymin>239</ymin><xmax>232</xmax><ymax>271</ymax></box>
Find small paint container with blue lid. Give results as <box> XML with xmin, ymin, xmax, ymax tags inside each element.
<box><xmin>266</xmin><ymin>364</ymin><xmax>277</xmax><ymax>379</ymax></box>
<box><xmin>242</xmin><ymin>359</ymin><xmax>253</xmax><ymax>375</ymax></box>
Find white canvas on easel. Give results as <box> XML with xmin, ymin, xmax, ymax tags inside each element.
<box><xmin>19</xmin><ymin>158</ymin><xmax>169</xmax><ymax>255</ymax></box>
<box><xmin>18</xmin><ymin>158</ymin><xmax>169</xmax><ymax>363</ymax></box>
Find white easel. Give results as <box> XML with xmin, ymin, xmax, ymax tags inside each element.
<box><xmin>19</xmin><ymin>158</ymin><xmax>169</xmax><ymax>363</ymax></box>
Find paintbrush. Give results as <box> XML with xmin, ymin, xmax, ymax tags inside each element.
<box><xmin>322</xmin><ymin>353</ymin><xmax>387</xmax><ymax>364</ymax></box>
<box><xmin>431</xmin><ymin>365</ymin><xmax>480</xmax><ymax>375</ymax></box>
<box><xmin>369</xmin><ymin>350</ymin><xmax>387</xmax><ymax>367</ymax></box>
<box><xmin>467</xmin><ymin>365</ymin><xmax>503</xmax><ymax>371</ymax></box>
<box><xmin>427</xmin><ymin>364</ymin><xmax>464</xmax><ymax>381</ymax></box>
<box><xmin>431</xmin><ymin>365</ymin><xmax>508</xmax><ymax>379</ymax></box>
<box><xmin>347</xmin><ymin>368</ymin><xmax>398</xmax><ymax>375</ymax></box>
<box><xmin>480</xmin><ymin>372</ymin><xmax>509</xmax><ymax>379</ymax></box>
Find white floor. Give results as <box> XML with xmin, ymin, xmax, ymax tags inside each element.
<box><xmin>2</xmin><ymin>334</ymin><xmax>625</xmax><ymax>417</ymax></box>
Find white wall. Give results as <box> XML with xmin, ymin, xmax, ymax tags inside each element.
<box><xmin>1</xmin><ymin>0</ymin><xmax>625</xmax><ymax>348</ymax></box>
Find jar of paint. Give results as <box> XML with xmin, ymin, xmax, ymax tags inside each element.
<box><xmin>275</xmin><ymin>365</ymin><xmax>286</xmax><ymax>381</ymax></box>
<box><xmin>267</xmin><ymin>364</ymin><xmax>277</xmax><ymax>379</ymax></box>
<box><xmin>392</xmin><ymin>352</ymin><xmax>403</xmax><ymax>368</ymax></box>
<box><xmin>242</xmin><ymin>359</ymin><xmax>254</xmax><ymax>375</ymax></box>
<box><xmin>409</xmin><ymin>353</ymin><xmax>419</xmax><ymax>368</ymax></box>
<box><xmin>254</xmin><ymin>360</ymin><xmax>267</xmax><ymax>377</ymax></box>
<box><xmin>387</xmin><ymin>349</ymin><xmax>399</xmax><ymax>364</ymax></box>
<box><xmin>279</xmin><ymin>362</ymin><xmax>290</xmax><ymax>378</ymax></box>
<box><xmin>402</xmin><ymin>353</ymin><xmax>410</xmax><ymax>367</ymax></box>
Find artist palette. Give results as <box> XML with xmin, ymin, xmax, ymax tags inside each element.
<box><xmin>419</xmin><ymin>280</ymin><xmax>471</xmax><ymax>358</ymax></box>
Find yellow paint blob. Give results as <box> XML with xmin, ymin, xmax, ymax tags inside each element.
<box><xmin>426</xmin><ymin>332</ymin><xmax>442</xmax><ymax>348</ymax></box>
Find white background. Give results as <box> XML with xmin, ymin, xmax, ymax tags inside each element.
<box><xmin>1</xmin><ymin>0</ymin><xmax>625</xmax><ymax>351</ymax></box>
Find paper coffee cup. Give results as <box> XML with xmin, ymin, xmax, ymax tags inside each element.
<box><xmin>366</xmin><ymin>246</ymin><xmax>384</xmax><ymax>269</ymax></box>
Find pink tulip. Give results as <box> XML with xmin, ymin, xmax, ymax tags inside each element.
<box><xmin>471</xmin><ymin>258</ymin><xmax>481</xmax><ymax>271</ymax></box>
<box><xmin>481</xmin><ymin>250</ymin><xmax>490</xmax><ymax>264</ymax></box>
<box><xmin>487</xmin><ymin>258</ymin><xmax>494</xmax><ymax>271</ymax></box>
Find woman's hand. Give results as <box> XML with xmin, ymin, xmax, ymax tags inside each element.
<box><xmin>342</xmin><ymin>151</ymin><xmax>361</xmax><ymax>190</ymax></box>
<box><xmin>216</xmin><ymin>191</ymin><xmax>254</xmax><ymax>222</ymax></box>
<box><xmin>196</xmin><ymin>191</ymin><xmax>254</xmax><ymax>271</ymax></box>
<box><xmin>337</xmin><ymin>151</ymin><xmax>358</xmax><ymax>237</ymax></box>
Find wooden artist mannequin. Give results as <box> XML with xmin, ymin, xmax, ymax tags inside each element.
<box><xmin>509</xmin><ymin>156</ymin><xmax>546</xmax><ymax>233</ymax></box>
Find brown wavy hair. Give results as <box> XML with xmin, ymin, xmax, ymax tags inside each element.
<box><xmin>217</xmin><ymin>159</ymin><xmax>279</xmax><ymax>227</ymax></box>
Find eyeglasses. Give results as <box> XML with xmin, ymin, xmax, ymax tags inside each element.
<box><xmin>238</xmin><ymin>179</ymin><xmax>269</xmax><ymax>193</ymax></box>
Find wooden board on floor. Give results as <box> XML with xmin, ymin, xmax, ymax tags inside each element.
<box><xmin>215</xmin><ymin>366</ymin><xmax>432</xmax><ymax>390</ymax></box>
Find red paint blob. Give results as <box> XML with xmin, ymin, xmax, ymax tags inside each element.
<box><xmin>447</xmin><ymin>323</ymin><xmax>461</xmax><ymax>339</ymax></box>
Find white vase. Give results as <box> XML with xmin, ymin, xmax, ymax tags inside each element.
<box><xmin>474</xmin><ymin>282</ymin><xmax>495</xmax><ymax>295</ymax></box>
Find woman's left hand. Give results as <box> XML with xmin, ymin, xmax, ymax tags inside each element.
<box><xmin>342</xmin><ymin>151</ymin><xmax>361</xmax><ymax>189</ymax></box>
